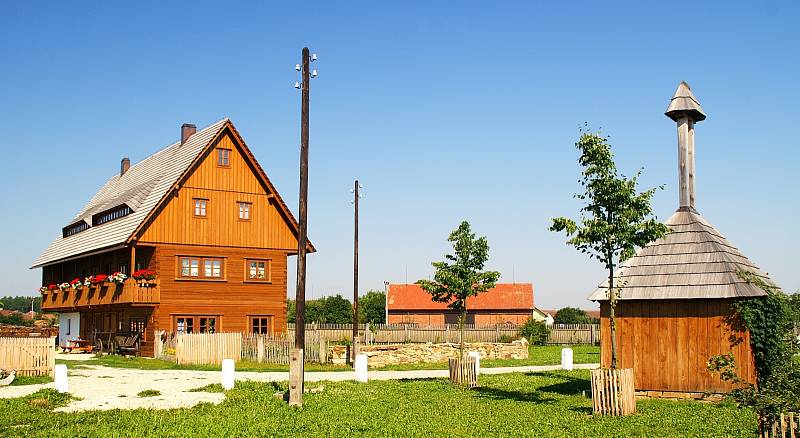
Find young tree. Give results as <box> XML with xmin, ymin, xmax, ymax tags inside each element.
<box><xmin>550</xmin><ymin>131</ymin><xmax>668</xmax><ymax>369</ymax></box>
<box><xmin>359</xmin><ymin>290</ymin><xmax>386</xmax><ymax>324</ymax></box>
<box><xmin>417</xmin><ymin>221</ymin><xmax>500</xmax><ymax>359</ymax></box>
<box><xmin>554</xmin><ymin>307</ymin><xmax>592</xmax><ymax>325</ymax></box>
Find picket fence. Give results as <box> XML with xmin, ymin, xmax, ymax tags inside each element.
<box><xmin>547</xmin><ymin>324</ymin><xmax>600</xmax><ymax>345</ymax></box>
<box><xmin>288</xmin><ymin>323</ymin><xmax>600</xmax><ymax>345</ymax></box>
<box><xmin>0</xmin><ymin>336</ymin><xmax>56</xmax><ymax>376</ymax></box>
<box><xmin>167</xmin><ymin>332</ymin><xmax>325</xmax><ymax>366</ymax></box>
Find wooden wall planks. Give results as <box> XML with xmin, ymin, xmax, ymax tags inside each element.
<box><xmin>599</xmin><ymin>299</ymin><xmax>756</xmax><ymax>394</ymax></box>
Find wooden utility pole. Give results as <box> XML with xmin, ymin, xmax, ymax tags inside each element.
<box><xmin>352</xmin><ymin>179</ymin><xmax>360</xmax><ymax>360</ymax></box>
<box><xmin>290</xmin><ymin>46</ymin><xmax>315</xmax><ymax>407</ymax></box>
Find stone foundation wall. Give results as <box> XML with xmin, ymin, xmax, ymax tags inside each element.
<box><xmin>329</xmin><ymin>339</ymin><xmax>529</xmax><ymax>367</ymax></box>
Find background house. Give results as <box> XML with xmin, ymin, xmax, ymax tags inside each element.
<box><xmin>387</xmin><ymin>283</ymin><xmax>539</xmax><ymax>325</ymax></box>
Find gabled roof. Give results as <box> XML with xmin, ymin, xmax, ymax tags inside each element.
<box><xmin>588</xmin><ymin>210</ymin><xmax>773</xmax><ymax>301</ymax></box>
<box><xmin>388</xmin><ymin>283</ymin><xmax>535</xmax><ymax>311</ymax></box>
<box><xmin>32</xmin><ymin>119</ymin><xmax>311</xmax><ymax>268</ymax></box>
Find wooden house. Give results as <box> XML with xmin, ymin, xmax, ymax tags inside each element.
<box><xmin>31</xmin><ymin>119</ymin><xmax>313</xmax><ymax>356</ymax></box>
<box><xmin>588</xmin><ymin>82</ymin><xmax>775</xmax><ymax>396</ymax></box>
<box><xmin>387</xmin><ymin>283</ymin><xmax>538</xmax><ymax>326</ymax></box>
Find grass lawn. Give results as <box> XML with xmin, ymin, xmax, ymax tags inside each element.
<box><xmin>8</xmin><ymin>375</ymin><xmax>53</xmax><ymax>386</ymax></box>
<box><xmin>56</xmin><ymin>344</ymin><xmax>599</xmax><ymax>372</ymax></box>
<box><xmin>0</xmin><ymin>370</ymin><xmax>755</xmax><ymax>437</ymax></box>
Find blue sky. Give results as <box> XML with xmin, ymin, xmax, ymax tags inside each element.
<box><xmin>1</xmin><ymin>1</ymin><xmax>798</xmax><ymax>310</ymax></box>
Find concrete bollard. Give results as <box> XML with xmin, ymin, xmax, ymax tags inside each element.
<box><xmin>354</xmin><ymin>354</ymin><xmax>368</xmax><ymax>382</ymax></box>
<box><xmin>221</xmin><ymin>358</ymin><xmax>235</xmax><ymax>390</ymax></box>
<box><xmin>468</xmin><ymin>351</ymin><xmax>481</xmax><ymax>376</ymax></box>
<box><xmin>54</xmin><ymin>364</ymin><xmax>69</xmax><ymax>393</ymax></box>
<box><xmin>561</xmin><ymin>347</ymin><xmax>574</xmax><ymax>371</ymax></box>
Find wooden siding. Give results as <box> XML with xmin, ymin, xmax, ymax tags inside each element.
<box><xmin>599</xmin><ymin>299</ymin><xmax>756</xmax><ymax>394</ymax></box>
<box><xmin>151</xmin><ymin>244</ymin><xmax>288</xmax><ymax>338</ymax></box>
<box><xmin>138</xmin><ymin>132</ymin><xmax>298</xmax><ymax>250</ymax></box>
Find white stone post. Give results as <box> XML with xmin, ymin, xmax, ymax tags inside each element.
<box><xmin>354</xmin><ymin>354</ymin><xmax>368</xmax><ymax>382</ymax></box>
<box><xmin>468</xmin><ymin>351</ymin><xmax>481</xmax><ymax>376</ymax></box>
<box><xmin>221</xmin><ymin>358</ymin><xmax>235</xmax><ymax>390</ymax></box>
<box><xmin>561</xmin><ymin>347</ymin><xmax>573</xmax><ymax>371</ymax></box>
<box><xmin>54</xmin><ymin>364</ymin><xmax>69</xmax><ymax>393</ymax></box>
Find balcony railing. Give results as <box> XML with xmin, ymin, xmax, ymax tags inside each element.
<box><xmin>41</xmin><ymin>279</ymin><xmax>160</xmax><ymax>310</ymax></box>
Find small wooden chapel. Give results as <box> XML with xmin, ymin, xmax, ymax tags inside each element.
<box><xmin>588</xmin><ymin>82</ymin><xmax>777</xmax><ymax>396</ymax></box>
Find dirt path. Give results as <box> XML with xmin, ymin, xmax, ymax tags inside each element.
<box><xmin>0</xmin><ymin>363</ymin><xmax>599</xmax><ymax>412</ymax></box>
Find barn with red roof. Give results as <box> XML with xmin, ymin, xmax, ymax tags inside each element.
<box><xmin>387</xmin><ymin>283</ymin><xmax>539</xmax><ymax>325</ymax></box>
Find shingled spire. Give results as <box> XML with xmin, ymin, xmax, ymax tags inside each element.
<box><xmin>665</xmin><ymin>81</ymin><xmax>706</xmax><ymax>212</ymax></box>
<box><xmin>587</xmin><ymin>82</ymin><xmax>774</xmax><ymax>302</ymax></box>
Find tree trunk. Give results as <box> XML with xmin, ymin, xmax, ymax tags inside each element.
<box><xmin>459</xmin><ymin>309</ymin><xmax>466</xmax><ymax>360</ymax></box>
<box><xmin>609</xmin><ymin>263</ymin><xmax>618</xmax><ymax>370</ymax></box>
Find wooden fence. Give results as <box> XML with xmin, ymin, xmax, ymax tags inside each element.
<box><xmin>287</xmin><ymin>323</ymin><xmax>600</xmax><ymax>345</ymax></box>
<box><xmin>547</xmin><ymin>324</ymin><xmax>600</xmax><ymax>345</ymax></box>
<box><xmin>759</xmin><ymin>412</ymin><xmax>798</xmax><ymax>438</ymax></box>
<box><xmin>175</xmin><ymin>333</ymin><xmax>242</xmax><ymax>366</ymax></box>
<box><xmin>0</xmin><ymin>336</ymin><xmax>56</xmax><ymax>376</ymax></box>
<box><xmin>168</xmin><ymin>332</ymin><xmax>324</xmax><ymax>366</ymax></box>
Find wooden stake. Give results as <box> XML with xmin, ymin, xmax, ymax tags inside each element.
<box><xmin>289</xmin><ymin>349</ymin><xmax>304</xmax><ymax>406</ymax></box>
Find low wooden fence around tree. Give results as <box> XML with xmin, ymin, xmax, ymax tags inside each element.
<box><xmin>0</xmin><ymin>336</ymin><xmax>56</xmax><ymax>376</ymax></box>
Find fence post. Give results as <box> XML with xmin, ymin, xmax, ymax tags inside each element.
<box><xmin>257</xmin><ymin>335</ymin><xmax>265</xmax><ymax>363</ymax></box>
<box><xmin>591</xmin><ymin>324</ymin><xmax>597</xmax><ymax>345</ymax></box>
<box><xmin>405</xmin><ymin>325</ymin><xmax>410</xmax><ymax>343</ymax></box>
<box><xmin>319</xmin><ymin>337</ymin><xmax>327</xmax><ymax>364</ymax></box>
<box><xmin>495</xmin><ymin>325</ymin><xmax>500</xmax><ymax>343</ymax></box>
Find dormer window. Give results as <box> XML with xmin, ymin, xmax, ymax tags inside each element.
<box><xmin>92</xmin><ymin>205</ymin><xmax>132</xmax><ymax>226</ymax></box>
<box><xmin>217</xmin><ymin>149</ymin><xmax>231</xmax><ymax>167</ymax></box>
<box><xmin>63</xmin><ymin>221</ymin><xmax>90</xmax><ymax>237</ymax></box>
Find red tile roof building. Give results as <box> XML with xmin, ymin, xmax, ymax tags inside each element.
<box><xmin>387</xmin><ymin>283</ymin><xmax>536</xmax><ymax>325</ymax></box>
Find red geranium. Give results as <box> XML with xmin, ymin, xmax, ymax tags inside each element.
<box><xmin>91</xmin><ymin>274</ymin><xmax>108</xmax><ymax>284</ymax></box>
<box><xmin>70</xmin><ymin>278</ymin><xmax>82</xmax><ymax>286</ymax></box>
<box><xmin>47</xmin><ymin>284</ymin><xmax>58</xmax><ymax>291</ymax></box>
<box><xmin>133</xmin><ymin>269</ymin><xmax>157</xmax><ymax>281</ymax></box>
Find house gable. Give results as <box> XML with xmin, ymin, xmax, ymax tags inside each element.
<box><xmin>136</xmin><ymin>127</ymin><xmax>299</xmax><ymax>251</ymax></box>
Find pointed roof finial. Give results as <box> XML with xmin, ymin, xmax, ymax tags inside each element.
<box><xmin>665</xmin><ymin>81</ymin><xmax>706</xmax><ymax>122</ymax></box>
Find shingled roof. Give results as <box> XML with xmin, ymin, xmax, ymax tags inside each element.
<box><xmin>587</xmin><ymin>210</ymin><xmax>773</xmax><ymax>300</ymax></box>
<box><xmin>588</xmin><ymin>82</ymin><xmax>773</xmax><ymax>301</ymax></box>
<box><xmin>32</xmin><ymin>119</ymin><xmax>308</xmax><ymax>268</ymax></box>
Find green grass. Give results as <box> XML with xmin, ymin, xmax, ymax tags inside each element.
<box><xmin>9</xmin><ymin>375</ymin><xmax>53</xmax><ymax>386</ymax></box>
<box><xmin>136</xmin><ymin>389</ymin><xmax>161</xmax><ymax>397</ymax></box>
<box><xmin>55</xmin><ymin>345</ymin><xmax>599</xmax><ymax>373</ymax></box>
<box><xmin>0</xmin><ymin>370</ymin><xmax>755</xmax><ymax>437</ymax></box>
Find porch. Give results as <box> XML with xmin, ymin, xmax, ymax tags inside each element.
<box><xmin>41</xmin><ymin>279</ymin><xmax>160</xmax><ymax>311</ymax></box>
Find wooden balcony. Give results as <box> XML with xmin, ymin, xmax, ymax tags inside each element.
<box><xmin>41</xmin><ymin>279</ymin><xmax>159</xmax><ymax>311</ymax></box>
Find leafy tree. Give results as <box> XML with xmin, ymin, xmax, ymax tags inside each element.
<box><xmin>321</xmin><ymin>295</ymin><xmax>353</xmax><ymax>324</ymax></box>
<box><xmin>359</xmin><ymin>290</ymin><xmax>386</xmax><ymax>324</ymax></box>
<box><xmin>417</xmin><ymin>221</ymin><xmax>500</xmax><ymax>359</ymax></box>
<box><xmin>550</xmin><ymin>131</ymin><xmax>668</xmax><ymax>369</ymax></box>
<box><xmin>0</xmin><ymin>312</ymin><xmax>33</xmax><ymax>326</ymax></box>
<box><xmin>0</xmin><ymin>296</ymin><xmax>40</xmax><ymax>313</ymax></box>
<box><xmin>519</xmin><ymin>317</ymin><xmax>549</xmax><ymax>345</ymax></box>
<box><xmin>554</xmin><ymin>307</ymin><xmax>592</xmax><ymax>325</ymax></box>
<box><xmin>286</xmin><ymin>299</ymin><xmax>296</xmax><ymax>323</ymax></box>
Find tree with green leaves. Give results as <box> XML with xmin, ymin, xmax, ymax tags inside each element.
<box><xmin>554</xmin><ymin>307</ymin><xmax>592</xmax><ymax>325</ymax></box>
<box><xmin>417</xmin><ymin>221</ymin><xmax>500</xmax><ymax>359</ymax></box>
<box><xmin>550</xmin><ymin>131</ymin><xmax>668</xmax><ymax>369</ymax></box>
<box><xmin>359</xmin><ymin>290</ymin><xmax>386</xmax><ymax>324</ymax></box>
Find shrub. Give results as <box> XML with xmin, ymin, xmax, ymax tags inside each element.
<box><xmin>519</xmin><ymin>318</ymin><xmax>549</xmax><ymax>345</ymax></box>
<box><xmin>497</xmin><ymin>334</ymin><xmax>515</xmax><ymax>343</ymax></box>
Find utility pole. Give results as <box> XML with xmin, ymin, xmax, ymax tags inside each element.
<box><xmin>350</xmin><ymin>180</ymin><xmax>363</xmax><ymax>362</ymax></box>
<box><xmin>290</xmin><ymin>47</ymin><xmax>317</xmax><ymax>407</ymax></box>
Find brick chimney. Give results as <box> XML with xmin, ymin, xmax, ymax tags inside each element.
<box><xmin>120</xmin><ymin>157</ymin><xmax>131</xmax><ymax>176</ymax></box>
<box><xmin>181</xmin><ymin>123</ymin><xmax>197</xmax><ymax>145</ymax></box>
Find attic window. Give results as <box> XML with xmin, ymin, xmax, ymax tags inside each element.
<box><xmin>62</xmin><ymin>221</ymin><xmax>90</xmax><ymax>237</ymax></box>
<box><xmin>92</xmin><ymin>205</ymin><xmax>133</xmax><ymax>226</ymax></box>
<box><xmin>217</xmin><ymin>149</ymin><xmax>231</xmax><ymax>167</ymax></box>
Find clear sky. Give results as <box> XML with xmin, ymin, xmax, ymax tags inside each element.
<box><xmin>1</xmin><ymin>1</ymin><xmax>798</xmax><ymax>310</ymax></box>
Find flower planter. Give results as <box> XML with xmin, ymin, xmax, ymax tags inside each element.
<box><xmin>590</xmin><ymin>368</ymin><xmax>636</xmax><ymax>416</ymax></box>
